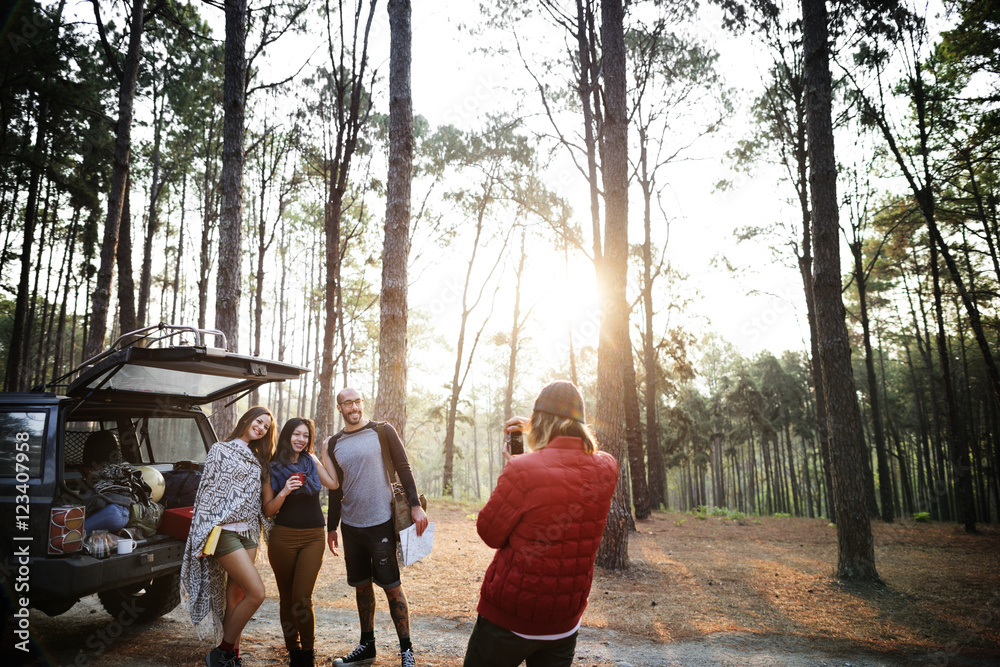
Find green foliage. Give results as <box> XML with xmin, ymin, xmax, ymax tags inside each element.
<box><xmin>912</xmin><ymin>512</ymin><xmax>931</xmax><ymax>523</ymax></box>
<box><xmin>774</xmin><ymin>512</ymin><xmax>792</xmax><ymax>518</ymax></box>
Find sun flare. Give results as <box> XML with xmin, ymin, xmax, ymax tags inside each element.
<box><xmin>522</xmin><ymin>257</ymin><xmax>601</xmax><ymax>352</ymax></box>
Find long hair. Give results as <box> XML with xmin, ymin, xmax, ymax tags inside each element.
<box><xmin>273</xmin><ymin>417</ymin><xmax>315</xmax><ymax>466</ymax></box>
<box><xmin>525</xmin><ymin>410</ymin><xmax>599</xmax><ymax>454</ymax></box>
<box><xmin>228</xmin><ymin>406</ymin><xmax>277</xmax><ymax>475</ymax></box>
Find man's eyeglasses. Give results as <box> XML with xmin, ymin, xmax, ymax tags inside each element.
<box><xmin>339</xmin><ymin>398</ymin><xmax>363</xmax><ymax>408</ymax></box>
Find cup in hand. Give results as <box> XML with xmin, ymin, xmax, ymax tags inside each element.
<box><xmin>117</xmin><ymin>538</ymin><xmax>138</xmax><ymax>555</ymax></box>
<box><xmin>292</xmin><ymin>472</ymin><xmax>305</xmax><ymax>485</ymax></box>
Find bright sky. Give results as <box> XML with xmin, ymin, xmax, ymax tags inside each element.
<box><xmin>80</xmin><ymin>0</ymin><xmax>822</xmax><ymax>397</ymax></box>
<box><xmin>402</xmin><ymin>1</ymin><xmax>812</xmax><ymax>366</ymax></box>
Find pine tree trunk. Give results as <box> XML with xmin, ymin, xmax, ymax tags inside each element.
<box><xmin>961</xmin><ymin>154</ymin><xmax>1000</xmax><ymax>287</ymax></box>
<box><xmin>317</xmin><ymin>196</ymin><xmax>342</xmax><ymax>436</ymax></box>
<box><xmin>872</xmin><ymin>57</ymin><xmax>1000</xmax><ymax>412</ymax></box>
<box><xmin>572</xmin><ymin>0</ymin><xmax>603</xmax><ymax>267</ymax></box>
<box><xmin>27</xmin><ymin>185</ymin><xmax>53</xmax><ymax>389</ymax></box>
<box><xmin>212</xmin><ymin>0</ymin><xmax>248</xmax><ymax>435</ymax></box>
<box><xmin>300</xmin><ymin>239</ymin><xmax>314</xmax><ymax>418</ymax></box>
<box><xmin>851</xmin><ymin>242</ymin><xmax>894</xmax><ymax>522</ymax></box>
<box><xmin>442</xmin><ymin>203</ymin><xmax>488</xmax><ymax>497</ymax></box>
<box><xmin>784</xmin><ymin>423</ymin><xmax>801</xmax><ymax>515</ymax></box>
<box><xmin>138</xmin><ymin>81</ymin><xmax>162</xmax><ymax>328</ymax></box>
<box><xmin>565</xmin><ymin>244</ymin><xmax>579</xmax><ymax>385</ymax></box>
<box><xmin>5</xmin><ymin>98</ymin><xmax>48</xmax><ymax>391</ymax></box>
<box><xmin>276</xmin><ymin>216</ymin><xmax>288</xmax><ymax>419</ymax></box>
<box><xmin>642</xmin><ymin>164</ymin><xmax>665</xmax><ymax>509</ymax></box>
<box><xmin>85</xmin><ymin>0</ymin><xmax>144</xmax><ymax>359</ymax></box>
<box><xmin>171</xmin><ymin>171</ymin><xmax>187</xmax><ymax>323</ymax></box>
<box><xmin>38</xmin><ymin>187</ymin><xmax>62</xmax><ymax>387</ymax></box>
<box><xmin>929</xmin><ymin>240</ymin><xmax>977</xmax><ymax>532</ymax></box>
<box><xmin>52</xmin><ymin>209</ymin><xmax>80</xmax><ymax>383</ymax></box>
<box><xmin>504</xmin><ymin>232</ymin><xmax>527</xmax><ymax>422</ymax></box>
<box><xmin>594</xmin><ymin>0</ymin><xmax>629</xmax><ymax>571</ymax></box>
<box><xmin>376</xmin><ymin>0</ymin><xmax>413</xmax><ymax>434</ymax></box>
<box><xmin>798</xmin><ymin>213</ymin><xmax>835</xmax><ymax>522</ymax></box>
<box><xmin>116</xmin><ymin>174</ymin><xmax>137</xmax><ymax>335</ymax></box>
<box><xmin>711</xmin><ymin>432</ymin><xmax>725</xmax><ymax>509</ymax></box>
<box><xmin>747</xmin><ymin>425</ymin><xmax>758</xmax><ymax>514</ymax></box>
<box><xmin>197</xmin><ymin>118</ymin><xmax>217</xmax><ymax>330</ymax></box>
<box><xmin>802</xmin><ymin>0</ymin><xmax>880</xmax><ymax>582</ymax></box>
<box><xmin>625</xmin><ymin>350</ymin><xmax>650</xmax><ymax>519</ymax></box>
<box><xmin>906</xmin><ymin>266</ymin><xmax>949</xmax><ymax>518</ymax></box>
<box><xmin>802</xmin><ymin>437</ymin><xmax>815</xmax><ymax>518</ymax></box>
<box><xmin>315</xmin><ymin>0</ymin><xmax>377</xmax><ymax>436</ymax></box>
<box><xmin>761</xmin><ymin>430</ymin><xmax>775</xmax><ymax>514</ymax></box>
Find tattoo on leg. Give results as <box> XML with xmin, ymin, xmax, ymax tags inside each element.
<box><xmin>357</xmin><ymin>584</ymin><xmax>376</xmax><ymax>633</ymax></box>
<box><xmin>386</xmin><ymin>588</ymin><xmax>410</xmax><ymax>641</ymax></box>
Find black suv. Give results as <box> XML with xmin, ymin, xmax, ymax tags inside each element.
<box><xmin>0</xmin><ymin>325</ymin><xmax>307</xmax><ymax>627</ymax></box>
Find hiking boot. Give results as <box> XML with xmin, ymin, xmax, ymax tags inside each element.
<box><xmin>206</xmin><ymin>648</ymin><xmax>238</xmax><ymax>667</ymax></box>
<box><xmin>299</xmin><ymin>648</ymin><xmax>315</xmax><ymax>667</ymax></box>
<box><xmin>400</xmin><ymin>647</ymin><xmax>415</xmax><ymax>667</ymax></box>
<box><xmin>333</xmin><ymin>642</ymin><xmax>376</xmax><ymax>665</ymax></box>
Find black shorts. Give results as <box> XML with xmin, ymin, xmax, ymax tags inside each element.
<box><xmin>341</xmin><ymin>519</ymin><xmax>400</xmax><ymax>589</ymax></box>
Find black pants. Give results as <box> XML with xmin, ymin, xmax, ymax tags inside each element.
<box><xmin>463</xmin><ymin>615</ymin><xmax>578</xmax><ymax>667</ymax></box>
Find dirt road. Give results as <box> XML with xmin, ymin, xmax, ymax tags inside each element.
<box><xmin>7</xmin><ymin>504</ymin><xmax>1000</xmax><ymax>667</ymax></box>
<box><xmin>9</xmin><ymin>594</ymin><xmax>998</xmax><ymax>667</ymax></box>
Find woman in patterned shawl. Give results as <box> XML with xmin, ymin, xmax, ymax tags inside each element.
<box><xmin>181</xmin><ymin>406</ymin><xmax>276</xmax><ymax>667</ymax></box>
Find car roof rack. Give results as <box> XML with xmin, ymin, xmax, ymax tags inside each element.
<box><xmin>41</xmin><ymin>324</ymin><xmax>229</xmax><ymax>392</ymax></box>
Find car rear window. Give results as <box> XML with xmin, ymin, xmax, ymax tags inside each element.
<box><xmin>0</xmin><ymin>411</ymin><xmax>47</xmax><ymax>477</ymax></box>
<box><xmin>65</xmin><ymin>416</ymin><xmax>207</xmax><ymax>467</ymax></box>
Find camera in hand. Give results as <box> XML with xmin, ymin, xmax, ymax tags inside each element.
<box><xmin>509</xmin><ymin>430</ymin><xmax>523</xmax><ymax>456</ymax></box>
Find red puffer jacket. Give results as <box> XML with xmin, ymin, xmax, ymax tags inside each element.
<box><xmin>475</xmin><ymin>436</ymin><xmax>619</xmax><ymax>636</ymax></box>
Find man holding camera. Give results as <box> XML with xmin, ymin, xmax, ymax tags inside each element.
<box><xmin>322</xmin><ymin>387</ymin><xmax>429</xmax><ymax>667</ymax></box>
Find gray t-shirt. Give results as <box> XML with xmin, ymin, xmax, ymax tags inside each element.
<box><xmin>333</xmin><ymin>427</ymin><xmax>393</xmax><ymax>528</ymax></box>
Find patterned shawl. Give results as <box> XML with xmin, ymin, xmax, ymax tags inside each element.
<box><xmin>180</xmin><ymin>439</ymin><xmax>264</xmax><ymax>641</ymax></box>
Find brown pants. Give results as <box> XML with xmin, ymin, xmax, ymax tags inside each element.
<box><xmin>267</xmin><ymin>524</ymin><xmax>325</xmax><ymax>651</ymax></box>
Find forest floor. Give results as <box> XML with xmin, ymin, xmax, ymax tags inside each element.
<box><xmin>10</xmin><ymin>499</ymin><xmax>1000</xmax><ymax>666</ymax></box>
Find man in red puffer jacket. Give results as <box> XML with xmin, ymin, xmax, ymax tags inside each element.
<box><xmin>464</xmin><ymin>381</ymin><xmax>619</xmax><ymax>667</ymax></box>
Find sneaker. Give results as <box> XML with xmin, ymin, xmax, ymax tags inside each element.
<box><xmin>400</xmin><ymin>648</ymin><xmax>415</xmax><ymax>667</ymax></box>
<box><xmin>205</xmin><ymin>648</ymin><xmax>238</xmax><ymax>667</ymax></box>
<box><xmin>333</xmin><ymin>642</ymin><xmax>376</xmax><ymax>665</ymax></box>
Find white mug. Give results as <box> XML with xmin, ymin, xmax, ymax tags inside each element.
<box><xmin>117</xmin><ymin>538</ymin><xmax>138</xmax><ymax>555</ymax></box>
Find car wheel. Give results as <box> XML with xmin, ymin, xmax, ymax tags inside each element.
<box><xmin>97</xmin><ymin>572</ymin><xmax>181</xmax><ymax>622</ymax></box>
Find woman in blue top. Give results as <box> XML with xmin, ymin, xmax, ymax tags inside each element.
<box><xmin>263</xmin><ymin>418</ymin><xmax>339</xmax><ymax>667</ymax></box>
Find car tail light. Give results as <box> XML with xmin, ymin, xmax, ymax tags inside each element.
<box><xmin>49</xmin><ymin>505</ymin><xmax>85</xmax><ymax>555</ymax></box>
